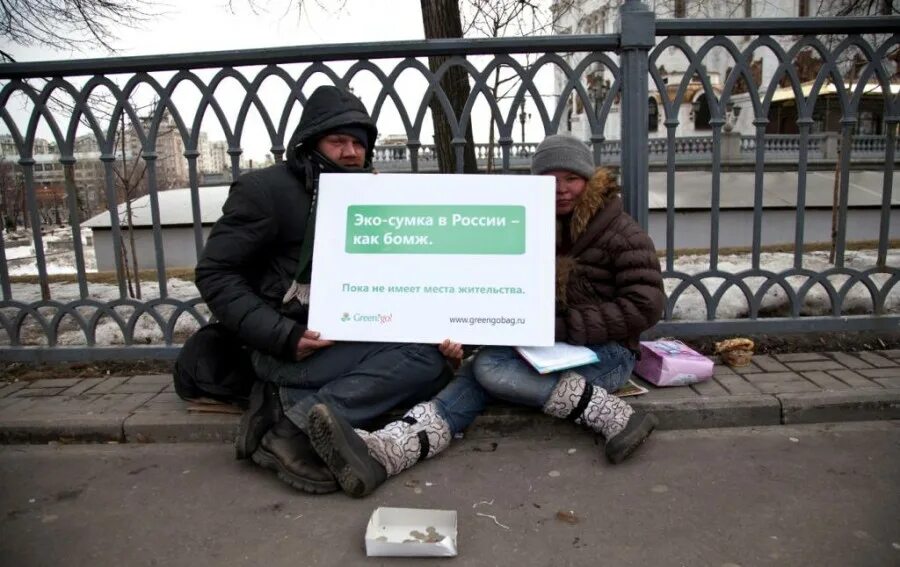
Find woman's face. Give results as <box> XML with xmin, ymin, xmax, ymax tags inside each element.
<box><xmin>546</xmin><ymin>170</ymin><xmax>588</xmax><ymax>216</ymax></box>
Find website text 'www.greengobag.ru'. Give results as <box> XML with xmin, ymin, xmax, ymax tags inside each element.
<box><xmin>448</xmin><ymin>316</ymin><xmax>526</xmax><ymax>327</ymax></box>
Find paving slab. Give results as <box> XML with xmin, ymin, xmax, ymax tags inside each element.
<box><xmin>110</xmin><ymin>382</ymin><xmax>167</xmax><ymax>394</ymax></box>
<box><xmin>85</xmin><ymin>376</ymin><xmax>131</xmax><ymax>395</ymax></box>
<box><xmin>749</xmin><ymin>355</ymin><xmax>790</xmax><ymax>372</ymax></box>
<box><xmin>12</xmin><ymin>387</ymin><xmax>67</xmax><ymax>397</ymax></box>
<box><xmin>856</xmin><ymin>367</ymin><xmax>900</xmax><ymax>379</ymax></box>
<box><xmin>854</xmin><ymin>352</ymin><xmax>897</xmax><ymax>368</ymax></box>
<box><xmin>0</xmin><ymin>382</ymin><xmax>26</xmax><ymax>398</ymax></box>
<box><xmin>872</xmin><ymin>377</ymin><xmax>900</xmax><ymax>388</ymax></box>
<box><xmin>828</xmin><ymin>369</ymin><xmax>881</xmax><ymax>389</ymax></box>
<box><xmin>784</xmin><ymin>360</ymin><xmax>848</xmax><ymax>372</ymax></box>
<box><xmin>773</xmin><ymin>353</ymin><xmax>829</xmax><ymax>363</ymax></box>
<box><xmin>60</xmin><ymin>378</ymin><xmax>105</xmax><ymax>396</ymax></box>
<box><xmin>26</xmin><ymin>378</ymin><xmax>81</xmax><ymax>388</ymax></box>
<box><xmin>826</xmin><ymin>352</ymin><xmax>874</xmax><ymax>370</ymax></box>
<box><xmin>875</xmin><ymin>349</ymin><xmax>900</xmax><ymax>359</ymax></box>
<box><xmin>126</xmin><ymin>374</ymin><xmax>173</xmax><ymax>385</ymax></box>
<box><xmin>689</xmin><ymin>378</ymin><xmax>730</xmax><ymax>396</ymax></box>
<box><xmin>713</xmin><ymin>374</ymin><xmax>762</xmax><ymax>395</ymax></box>
<box><xmin>800</xmin><ymin>371</ymin><xmax>852</xmax><ymax>390</ymax></box>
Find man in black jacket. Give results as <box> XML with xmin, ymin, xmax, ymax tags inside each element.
<box><xmin>194</xmin><ymin>85</ymin><xmax>447</xmax><ymax>494</ymax></box>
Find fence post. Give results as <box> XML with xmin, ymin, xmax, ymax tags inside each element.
<box><xmin>618</xmin><ymin>0</ymin><xmax>654</xmax><ymax>230</ymax></box>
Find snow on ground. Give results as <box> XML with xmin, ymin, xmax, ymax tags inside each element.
<box><xmin>663</xmin><ymin>249</ymin><xmax>900</xmax><ymax>320</ymax></box>
<box><xmin>2</xmin><ymin>228</ymin><xmax>899</xmax><ymax>346</ymax></box>
<box><xmin>4</xmin><ymin>227</ymin><xmax>97</xmax><ymax>276</ymax></box>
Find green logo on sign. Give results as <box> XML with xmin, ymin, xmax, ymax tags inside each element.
<box><xmin>341</xmin><ymin>312</ymin><xmax>351</xmax><ymax>322</ymax></box>
<box><xmin>345</xmin><ymin>205</ymin><xmax>525</xmax><ymax>255</ymax></box>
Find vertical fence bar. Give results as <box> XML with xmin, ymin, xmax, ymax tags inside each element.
<box><xmin>185</xmin><ymin>151</ymin><xmax>204</xmax><ymax>259</ymax></box>
<box><xmin>751</xmin><ymin>119</ymin><xmax>767</xmax><ymax>271</ymax></box>
<box><xmin>834</xmin><ymin>119</ymin><xmax>855</xmax><ymax>268</ymax></box>
<box><xmin>0</xmin><ymin>226</ymin><xmax>9</xmax><ymax>300</ymax></box>
<box><xmin>20</xmin><ymin>159</ymin><xmax>50</xmax><ymax>300</ymax></box>
<box><xmin>61</xmin><ymin>157</ymin><xmax>89</xmax><ymax>299</ymax></box>
<box><xmin>618</xmin><ymin>0</ymin><xmax>655</xmax><ymax>230</ymax></box>
<box><xmin>408</xmin><ymin>142</ymin><xmax>421</xmax><ymax>173</ymax></box>
<box><xmin>100</xmin><ymin>155</ymin><xmax>127</xmax><ymax>298</ymax></box>
<box><xmin>793</xmin><ymin>120</ymin><xmax>811</xmax><ymax>269</ymax></box>
<box><xmin>709</xmin><ymin>121</ymin><xmax>723</xmax><ymax>271</ymax></box>
<box><xmin>877</xmin><ymin>117</ymin><xmax>896</xmax><ymax>268</ymax></box>
<box><xmin>664</xmin><ymin>117</ymin><xmax>678</xmax><ymax>271</ymax></box>
<box><xmin>228</xmin><ymin>148</ymin><xmax>242</xmax><ymax>181</ymax></box>
<box><xmin>142</xmin><ymin>153</ymin><xmax>168</xmax><ymax>298</ymax></box>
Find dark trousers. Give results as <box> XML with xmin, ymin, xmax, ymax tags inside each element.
<box><xmin>251</xmin><ymin>342</ymin><xmax>448</xmax><ymax>432</ymax></box>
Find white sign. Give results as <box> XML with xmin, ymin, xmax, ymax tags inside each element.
<box><xmin>307</xmin><ymin>173</ymin><xmax>555</xmax><ymax>346</ymax></box>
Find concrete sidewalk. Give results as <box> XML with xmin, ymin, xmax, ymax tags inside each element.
<box><xmin>1</xmin><ymin>350</ymin><xmax>898</xmax><ymax>444</ymax></box>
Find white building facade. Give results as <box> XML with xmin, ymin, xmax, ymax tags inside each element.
<box><xmin>552</xmin><ymin>0</ymin><xmax>841</xmax><ymax>141</ymax></box>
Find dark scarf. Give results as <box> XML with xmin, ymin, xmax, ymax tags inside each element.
<box><xmin>282</xmin><ymin>150</ymin><xmax>372</xmax><ymax>306</ymax></box>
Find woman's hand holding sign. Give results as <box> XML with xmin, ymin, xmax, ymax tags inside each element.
<box><xmin>439</xmin><ymin>338</ymin><xmax>464</xmax><ymax>370</ymax></box>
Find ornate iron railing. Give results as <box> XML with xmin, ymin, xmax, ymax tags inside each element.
<box><xmin>0</xmin><ymin>1</ymin><xmax>897</xmax><ymax>360</ymax></box>
<box><xmin>370</xmin><ymin>134</ymin><xmax>898</xmax><ymax>169</ymax></box>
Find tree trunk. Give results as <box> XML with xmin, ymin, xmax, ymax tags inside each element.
<box><xmin>420</xmin><ymin>0</ymin><xmax>478</xmax><ymax>173</ymax></box>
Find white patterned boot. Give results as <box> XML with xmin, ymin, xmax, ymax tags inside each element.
<box><xmin>543</xmin><ymin>371</ymin><xmax>658</xmax><ymax>464</ymax></box>
<box><xmin>308</xmin><ymin>401</ymin><xmax>452</xmax><ymax>497</ymax></box>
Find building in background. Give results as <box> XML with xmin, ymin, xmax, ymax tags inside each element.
<box><xmin>552</xmin><ymin>0</ymin><xmax>897</xmax><ymax>140</ymax></box>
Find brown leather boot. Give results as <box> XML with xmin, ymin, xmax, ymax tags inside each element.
<box><xmin>235</xmin><ymin>381</ymin><xmax>282</xmax><ymax>460</ymax></box>
<box><xmin>252</xmin><ymin>416</ymin><xmax>338</xmax><ymax>494</ymax></box>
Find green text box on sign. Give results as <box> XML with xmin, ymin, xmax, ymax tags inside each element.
<box><xmin>345</xmin><ymin>205</ymin><xmax>526</xmax><ymax>254</ymax></box>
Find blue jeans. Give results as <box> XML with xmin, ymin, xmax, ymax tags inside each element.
<box><xmin>252</xmin><ymin>342</ymin><xmax>447</xmax><ymax>432</ymax></box>
<box><xmin>473</xmin><ymin>342</ymin><xmax>635</xmax><ymax>409</ymax></box>
<box><xmin>432</xmin><ymin>360</ymin><xmax>491</xmax><ymax>435</ymax></box>
<box><xmin>430</xmin><ymin>342</ymin><xmax>635</xmax><ymax>433</ymax></box>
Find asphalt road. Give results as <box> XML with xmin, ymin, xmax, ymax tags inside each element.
<box><xmin>1</xmin><ymin>422</ymin><xmax>898</xmax><ymax>567</ymax></box>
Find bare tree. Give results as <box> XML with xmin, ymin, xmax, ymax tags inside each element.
<box><xmin>0</xmin><ymin>0</ymin><xmax>164</xmax><ymax>62</ymax></box>
<box><xmin>0</xmin><ymin>156</ymin><xmax>24</xmax><ymax>231</ymax></box>
<box><xmin>461</xmin><ymin>0</ymin><xmax>575</xmax><ymax>170</ymax></box>
<box><xmin>420</xmin><ymin>0</ymin><xmax>479</xmax><ymax>172</ymax></box>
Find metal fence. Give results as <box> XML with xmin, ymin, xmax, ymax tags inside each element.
<box><xmin>0</xmin><ymin>0</ymin><xmax>897</xmax><ymax>360</ymax></box>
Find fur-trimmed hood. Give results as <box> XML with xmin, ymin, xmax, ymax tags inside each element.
<box><xmin>555</xmin><ymin>167</ymin><xmax>620</xmax><ymax>307</ymax></box>
<box><xmin>566</xmin><ymin>167</ymin><xmax>620</xmax><ymax>242</ymax></box>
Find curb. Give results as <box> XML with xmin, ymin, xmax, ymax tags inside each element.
<box><xmin>1</xmin><ymin>391</ymin><xmax>898</xmax><ymax>445</ymax></box>
<box><xmin>778</xmin><ymin>388</ymin><xmax>900</xmax><ymax>424</ymax></box>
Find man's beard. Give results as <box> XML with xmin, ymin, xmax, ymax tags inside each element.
<box><xmin>309</xmin><ymin>149</ymin><xmax>371</xmax><ymax>173</ymax></box>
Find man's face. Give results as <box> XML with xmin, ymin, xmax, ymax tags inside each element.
<box><xmin>546</xmin><ymin>169</ymin><xmax>588</xmax><ymax>216</ymax></box>
<box><xmin>316</xmin><ymin>134</ymin><xmax>366</xmax><ymax>168</ymax></box>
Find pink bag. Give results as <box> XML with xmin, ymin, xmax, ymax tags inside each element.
<box><xmin>633</xmin><ymin>340</ymin><xmax>713</xmax><ymax>387</ymax></box>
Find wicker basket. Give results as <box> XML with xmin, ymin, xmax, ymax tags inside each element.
<box><xmin>718</xmin><ymin>348</ymin><xmax>754</xmax><ymax>367</ymax></box>
<box><xmin>715</xmin><ymin>338</ymin><xmax>756</xmax><ymax>368</ymax></box>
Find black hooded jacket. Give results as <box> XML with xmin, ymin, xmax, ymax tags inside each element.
<box><xmin>195</xmin><ymin>86</ymin><xmax>377</xmax><ymax>359</ymax></box>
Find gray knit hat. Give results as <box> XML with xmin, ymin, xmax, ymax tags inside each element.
<box><xmin>530</xmin><ymin>134</ymin><xmax>595</xmax><ymax>179</ymax></box>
